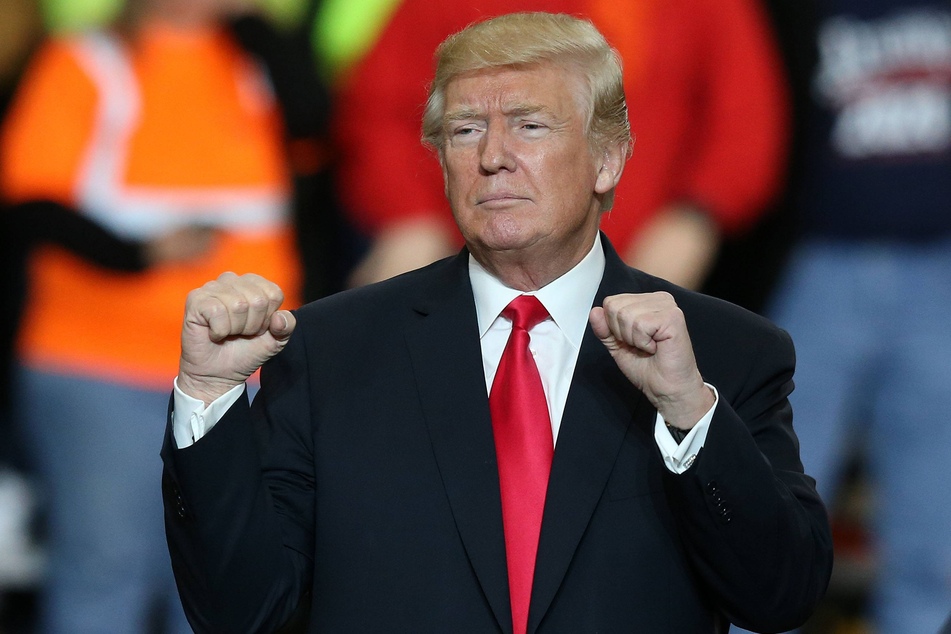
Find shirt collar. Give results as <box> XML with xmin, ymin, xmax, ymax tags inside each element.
<box><xmin>469</xmin><ymin>235</ymin><xmax>605</xmax><ymax>347</ymax></box>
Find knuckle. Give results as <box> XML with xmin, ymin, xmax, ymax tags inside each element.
<box><xmin>184</xmin><ymin>287</ymin><xmax>203</xmax><ymax>308</ymax></box>
<box><xmin>602</xmin><ymin>294</ymin><xmax>627</xmax><ymax>313</ymax></box>
<box><xmin>229</xmin><ymin>298</ymin><xmax>250</xmax><ymax>314</ymax></box>
<box><xmin>249</xmin><ymin>294</ymin><xmax>270</xmax><ymax>311</ymax></box>
<box><xmin>203</xmin><ymin>300</ymin><xmax>227</xmax><ymax>320</ymax></box>
<box><xmin>266</xmin><ymin>286</ymin><xmax>285</xmax><ymax>305</ymax></box>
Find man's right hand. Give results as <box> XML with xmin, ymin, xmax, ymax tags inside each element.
<box><xmin>178</xmin><ymin>272</ymin><xmax>296</xmax><ymax>406</ymax></box>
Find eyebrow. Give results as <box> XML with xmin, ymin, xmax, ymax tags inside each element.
<box><xmin>443</xmin><ymin>108</ymin><xmax>483</xmax><ymax>124</ymax></box>
<box><xmin>443</xmin><ymin>103</ymin><xmax>554</xmax><ymax>125</ymax></box>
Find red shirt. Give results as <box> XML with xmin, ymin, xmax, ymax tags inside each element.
<box><xmin>332</xmin><ymin>0</ymin><xmax>789</xmax><ymax>256</ymax></box>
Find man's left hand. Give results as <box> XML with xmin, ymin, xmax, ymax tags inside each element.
<box><xmin>590</xmin><ymin>292</ymin><xmax>715</xmax><ymax>429</ymax></box>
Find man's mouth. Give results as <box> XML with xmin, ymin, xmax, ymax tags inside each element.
<box><xmin>477</xmin><ymin>193</ymin><xmax>528</xmax><ymax>206</ymax></box>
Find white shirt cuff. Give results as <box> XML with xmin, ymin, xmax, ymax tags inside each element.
<box><xmin>171</xmin><ymin>378</ymin><xmax>245</xmax><ymax>449</ymax></box>
<box><xmin>653</xmin><ymin>384</ymin><xmax>719</xmax><ymax>474</ymax></box>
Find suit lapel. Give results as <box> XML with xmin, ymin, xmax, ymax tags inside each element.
<box><xmin>528</xmin><ymin>239</ymin><xmax>657</xmax><ymax>631</ymax></box>
<box><xmin>405</xmin><ymin>253</ymin><xmax>513</xmax><ymax>632</ymax></box>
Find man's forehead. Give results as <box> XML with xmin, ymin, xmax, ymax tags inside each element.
<box><xmin>445</xmin><ymin>62</ymin><xmax>580</xmax><ymax>91</ymax></box>
<box><xmin>442</xmin><ymin>64</ymin><xmax>586</xmax><ymax>117</ymax></box>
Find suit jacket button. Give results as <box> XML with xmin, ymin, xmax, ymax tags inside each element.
<box><xmin>175</xmin><ymin>493</ymin><xmax>187</xmax><ymax>519</ymax></box>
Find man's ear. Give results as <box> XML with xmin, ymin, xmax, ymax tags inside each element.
<box><xmin>594</xmin><ymin>141</ymin><xmax>628</xmax><ymax>195</ymax></box>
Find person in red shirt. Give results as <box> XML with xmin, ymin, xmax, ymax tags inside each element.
<box><xmin>328</xmin><ymin>0</ymin><xmax>789</xmax><ymax>289</ymax></box>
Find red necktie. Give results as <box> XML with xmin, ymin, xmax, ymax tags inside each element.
<box><xmin>489</xmin><ymin>295</ymin><xmax>554</xmax><ymax>634</ymax></box>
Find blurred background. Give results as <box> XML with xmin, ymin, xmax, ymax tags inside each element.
<box><xmin>0</xmin><ymin>0</ymin><xmax>948</xmax><ymax>632</ymax></box>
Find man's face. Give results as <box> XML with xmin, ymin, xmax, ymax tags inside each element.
<box><xmin>440</xmin><ymin>62</ymin><xmax>619</xmax><ymax>283</ymax></box>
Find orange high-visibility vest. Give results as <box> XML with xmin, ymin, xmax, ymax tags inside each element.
<box><xmin>0</xmin><ymin>23</ymin><xmax>301</xmax><ymax>388</ymax></box>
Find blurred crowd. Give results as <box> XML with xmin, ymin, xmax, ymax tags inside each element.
<box><xmin>0</xmin><ymin>0</ymin><xmax>949</xmax><ymax>632</ymax></box>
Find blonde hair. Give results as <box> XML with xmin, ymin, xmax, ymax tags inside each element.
<box><xmin>422</xmin><ymin>12</ymin><xmax>631</xmax><ymax>159</ymax></box>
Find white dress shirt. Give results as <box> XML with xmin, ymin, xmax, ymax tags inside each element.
<box><xmin>174</xmin><ymin>235</ymin><xmax>715</xmax><ymax>473</ymax></box>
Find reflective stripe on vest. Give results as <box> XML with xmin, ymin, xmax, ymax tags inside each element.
<box><xmin>69</xmin><ymin>32</ymin><xmax>290</xmax><ymax>240</ymax></box>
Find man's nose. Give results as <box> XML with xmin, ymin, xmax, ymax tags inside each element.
<box><xmin>479</xmin><ymin>125</ymin><xmax>516</xmax><ymax>174</ymax></box>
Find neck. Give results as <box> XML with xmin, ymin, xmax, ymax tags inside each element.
<box><xmin>471</xmin><ymin>233</ymin><xmax>597</xmax><ymax>291</ymax></box>
<box><xmin>481</xmin><ymin>263</ymin><xmax>558</xmax><ymax>292</ymax></box>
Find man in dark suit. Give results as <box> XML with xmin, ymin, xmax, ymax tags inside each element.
<box><xmin>163</xmin><ymin>12</ymin><xmax>832</xmax><ymax>633</ymax></box>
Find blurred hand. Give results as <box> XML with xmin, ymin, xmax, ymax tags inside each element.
<box><xmin>144</xmin><ymin>225</ymin><xmax>216</xmax><ymax>267</ymax></box>
<box><xmin>589</xmin><ymin>292</ymin><xmax>714</xmax><ymax>429</ymax></box>
<box><xmin>623</xmin><ymin>204</ymin><xmax>720</xmax><ymax>290</ymax></box>
<box><xmin>348</xmin><ymin>217</ymin><xmax>456</xmax><ymax>287</ymax></box>
<box><xmin>178</xmin><ymin>272</ymin><xmax>296</xmax><ymax>405</ymax></box>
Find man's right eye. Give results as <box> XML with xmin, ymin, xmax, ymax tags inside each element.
<box><xmin>448</xmin><ymin>126</ymin><xmax>483</xmax><ymax>145</ymax></box>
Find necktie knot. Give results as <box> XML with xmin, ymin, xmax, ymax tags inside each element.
<box><xmin>502</xmin><ymin>295</ymin><xmax>549</xmax><ymax>332</ymax></box>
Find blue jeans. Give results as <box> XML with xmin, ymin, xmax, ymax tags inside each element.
<box><xmin>15</xmin><ymin>369</ymin><xmax>191</xmax><ymax>634</ymax></box>
<box><xmin>737</xmin><ymin>238</ymin><xmax>951</xmax><ymax>634</ymax></box>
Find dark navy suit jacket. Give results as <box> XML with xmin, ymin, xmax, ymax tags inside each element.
<box><xmin>162</xmin><ymin>237</ymin><xmax>832</xmax><ymax>633</ymax></box>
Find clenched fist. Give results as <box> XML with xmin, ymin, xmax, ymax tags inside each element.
<box><xmin>589</xmin><ymin>292</ymin><xmax>714</xmax><ymax>429</ymax></box>
<box><xmin>178</xmin><ymin>272</ymin><xmax>296</xmax><ymax>406</ymax></box>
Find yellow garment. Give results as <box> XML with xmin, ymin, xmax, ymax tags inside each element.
<box><xmin>40</xmin><ymin>0</ymin><xmax>120</xmax><ymax>32</ymax></box>
<box><xmin>313</xmin><ymin>0</ymin><xmax>402</xmax><ymax>80</ymax></box>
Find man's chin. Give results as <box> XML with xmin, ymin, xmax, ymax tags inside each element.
<box><xmin>470</xmin><ymin>230</ymin><xmax>542</xmax><ymax>257</ymax></box>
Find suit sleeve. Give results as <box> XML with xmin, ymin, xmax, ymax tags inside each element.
<box><xmin>662</xmin><ymin>319</ymin><xmax>833</xmax><ymax>632</ymax></box>
<box><xmin>161</xmin><ymin>325</ymin><xmax>315</xmax><ymax>633</ymax></box>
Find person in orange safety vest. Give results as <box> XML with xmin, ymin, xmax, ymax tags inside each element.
<box><xmin>0</xmin><ymin>0</ymin><xmax>302</xmax><ymax>630</ymax></box>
